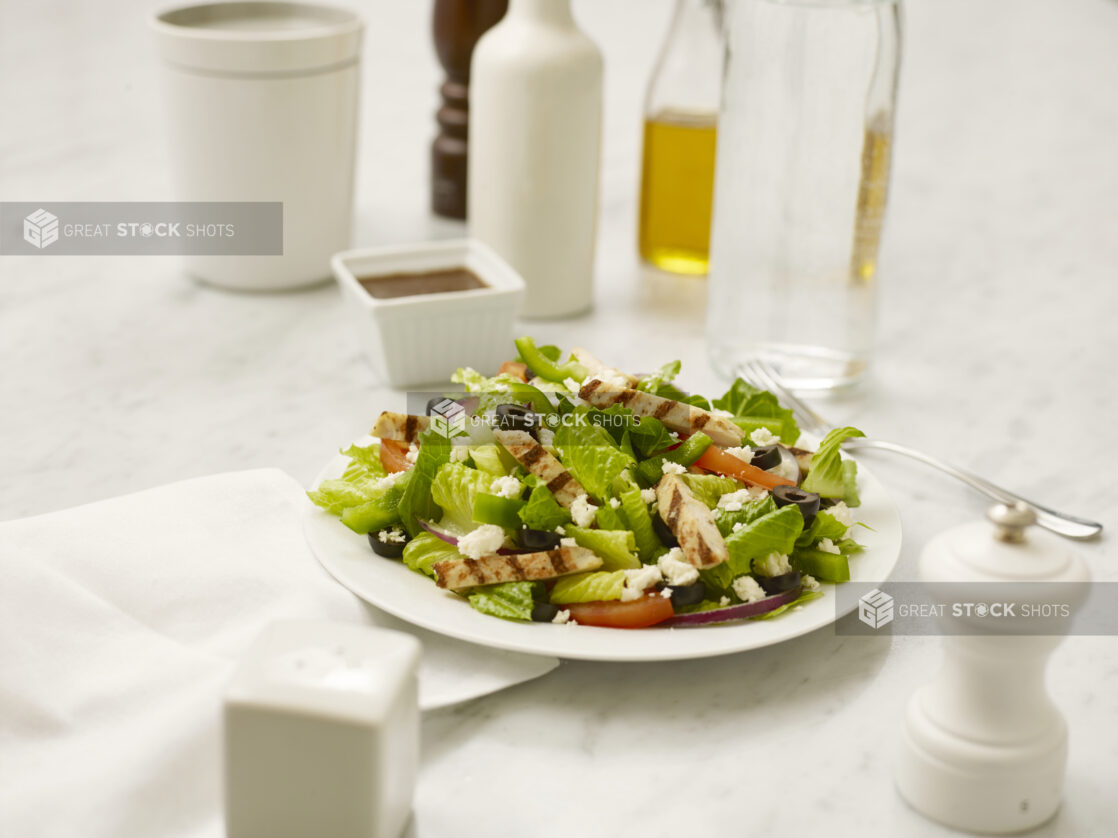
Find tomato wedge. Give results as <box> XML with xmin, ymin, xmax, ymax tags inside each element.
<box><xmin>379</xmin><ymin>439</ymin><xmax>412</xmax><ymax>473</ymax></box>
<box><xmin>498</xmin><ymin>360</ymin><xmax>529</xmax><ymax>382</ymax></box>
<box><xmin>565</xmin><ymin>594</ymin><xmax>675</xmax><ymax>629</ymax></box>
<box><xmin>694</xmin><ymin>445</ymin><xmax>795</xmax><ymax>490</ymax></box>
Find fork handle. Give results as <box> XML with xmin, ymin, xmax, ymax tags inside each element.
<box><xmin>844</xmin><ymin>438</ymin><xmax>1103</xmax><ymax>540</ymax></box>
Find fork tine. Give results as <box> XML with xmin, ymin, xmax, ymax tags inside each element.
<box><xmin>738</xmin><ymin>358</ymin><xmax>829</xmax><ymax>435</ymax></box>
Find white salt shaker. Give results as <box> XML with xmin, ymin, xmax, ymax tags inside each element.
<box><xmin>224</xmin><ymin>621</ymin><xmax>421</xmax><ymax>838</ymax></box>
<box><xmin>896</xmin><ymin>503</ymin><xmax>1090</xmax><ymax>833</ymax></box>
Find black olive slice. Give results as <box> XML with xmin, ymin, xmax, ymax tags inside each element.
<box><xmin>758</xmin><ymin>570</ymin><xmax>802</xmax><ymax>595</ymax></box>
<box><xmin>531</xmin><ymin>602</ymin><xmax>561</xmax><ymax>623</ymax></box>
<box><xmin>749</xmin><ymin>444</ymin><xmax>782</xmax><ymax>470</ymax></box>
<box><xmin>368</xmin><ymin>527</ymin><xmax>409</xmax><ymax>559</ymax></box>
<box><xmin>669</xmin><ymin>581</ymin><xmax>707</xmax><ymax>608</ymax></box>
<box><xmin>652</xmin><ymin>514</ymin><xmax>679</xmax><ymax>547</ymax></box>
<box><xmin>771</xmin><ymin>484</ymin><xmax>821</xmax><ymax>527</ymax></box>
<box><xmin>516</xmin><ymin>528</ymin><xmax>561</xmax><ymax>551</ymax></box>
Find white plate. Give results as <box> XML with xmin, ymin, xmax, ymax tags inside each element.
<box><xmin>303</xmin><ymin>440</ymin><xmax>903</xmax><ymax>662</ymax></box>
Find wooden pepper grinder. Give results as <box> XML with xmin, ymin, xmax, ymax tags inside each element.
<box><xmin>431</xmin><ymin>0</ymin><xmax>508</xmax><ymax>219</ymax></box>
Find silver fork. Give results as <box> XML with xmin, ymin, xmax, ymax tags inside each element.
<box><xmin>739</xmin><ymin>358</ymin><xmax>1103</xmax><ymax>540</ymax></box>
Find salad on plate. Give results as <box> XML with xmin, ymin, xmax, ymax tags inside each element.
<box><xmin>308</xmin><ymin>338</ymin><xmax>867</xmax><ymax>629</ymax></box>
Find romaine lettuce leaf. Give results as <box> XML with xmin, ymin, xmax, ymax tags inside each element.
<box><xmin>636</xmin><ymin>360</ymin><xmax>682</xmax><ymax>394</ymax></box>
<box><xmin>724</xmin><ymin>505</ymin><xmax>804</xmax><ymax>574</ymax></box>
<box><xmin>712</xmin><ymin>378</ymin><xmax>800</xmax><ymax>444</ymax></box>
<box><xmin>468</xmin><ymin>581</ymin><xmax>541</xmax><ymax>621</ymax></box>
<box><xmin>566</xmin><ymin>526</ymin><xmax>641</xmax><ymax>570</ymax></box>
<box><xmin>619</xmin><ymin>485</ymin><xmax>666</xmax><ymax>561</ymax></box>
<box><xmin>680</xmin><ymin>473</ymin><xmax>744</xmax><ymax>509</ymax></box>
<box><xmin>397</xmin><ymin>432</ymin><xmax>451</xmax><ymax>536</ymax></box>
<box><xmin>595</xmin><ymin>504</ymin><xmax>628</xmax><ymax>532</ymax></box>
<box><xmin>307</xmin><ymin>479</ymin><xmax>376</xmax><ymax>516</ymax></box>
<box><xmin>518</xmin><ymin>485</ymin><xmax>572</xmax><ymax>530</ymax></box>
<box><xmin>402</xmin><ymin>532</ymin><xmax>460</xmax><ymax>578</ymax></box>
<box><xmin>468</xmin><ymin>444</ymin><xmax>508</xmax><ymax>476</ymax></box>
<box><xmin>340</xmin><ymin>479</ymin><xmax>407</xmax><ymax>534</ymax></box>
<box><xmin>430</xmin><ymin>462</ymin><xmax>494</xmax><ymax>534</ymax></box>
<box><xmin>549</xmin><ymin>570</ymin><xmax>626</xmax><ymax>604</ymax></box>
<box><xmin>554</xmin><ymin>420</ymin><xmax>635</xmax><ymax>502</ymax></box>
<box><xmin>340</xmin><ymin>442</ymin><xmax>388</xmax><ymax>479</ymax></box>
<box><xmin>801</xmin><ymin>426</ymin><xmax>865</xmax><ymax>499</ymax></box>
<box><xmin>713</xmin><ymin>495</ymin><xmax>777</xmax><ymax>537</ymax></box>
<box><xmin>842</xmin><ymin>459</ymin><xmax>861</xmax><ymax>507</ymax></box>
<box><xmin>795</xmin><ymin>509</ymin><xmax>849</xmax><ymax>547</ymax></box>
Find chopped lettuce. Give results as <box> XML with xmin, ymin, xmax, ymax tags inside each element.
<box><xmin>595</xmin><ymin>504</ymin><xmax>628</xmax><ymax>531</ymax></box>
<box><xmin>468</xmin><ymin>444</ymin><xmax>509</xmax><ymax>476</ymax></box>
<box><xmin>340</xmin><ymin>479</ymin><xmax>407</xmax><ymax>534</ymax></box>
<box><xmin>714</xmin><ymin>495</ymin><xmax>777</xmax><ymax>537</ymax></box>
<box><xmin>712</xmin><ymin>378</ymin><xmax>800</xmax><ymax>444</ymax></box>
<box><xmin>619</xmin><ymin>484</ymin><xmax>666</xmax><ymax>561</ymax></box>
<box><xmin>397</xmin><ymin>432</ymin><xmax>451</xmax><ymax>536</ymax></box>
<box><xmin>566</xmin><ymin>526</ymin><xmax>641</xmax><ymax>570</ymax></box>
<box><xmin>554</xmin><ymin>420</ymin><xmax>635</xmax><ymax>502</ymax></box>
<box><xmin>549</xmin><ymin>570</ymin><xmax>626</xmax><ymax>604</ymax></box>
<box><xmin>724</xmin><ymin>505</ymin><xmax>804</xmax><ymax>575</ymax></box>
<box><xmin>518</xmin><ymin>484</ymin><xmax>572</xmax><ymax>530</ymax></box>
<box><xmin>402</xmin><ymin>532</ymin><xmax>460</xmax><ymax>578</ymax></box>
<box><xmin>307</xmin><ymin>479</ymin><xmax>377</xmax><ymax>516</ymax></box>
<box><xmin>468</xmin><ymin>581</ymin><xmax>541</xmax><ymax>621</ymax></box>
<box><xmin>340</xmin><ymin>442</ymin><xmax>388</xmax><ymax>479</ymax></box>
<box><xmin>680</xmin><ymin>473</ymin><xmax>744</xmax><ymax>509</ymax></box>
<box><xmin>430</xmin><ymin>461</ymin><xmax>494</xmax><ymax>534</ymax></box>
<box><xmin>842</xmin><ymin>459</ymin><xmax>861</xmax><ymax>507</ymax></box>
<box><xmin>801</xmin><ymin>426</ymin><xmax>865</xmax><ymax>499</ymax></box>
<box><xmin>795</xmin><ymin>509</ymin><xmax>849</xmax><ymax>547</ymax></box>
<box><xmin>635</xmin><ymin>360</ymin><xmax>682</xmax><ymax>394</ymax></box>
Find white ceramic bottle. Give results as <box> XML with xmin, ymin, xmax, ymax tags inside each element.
<box><xmin>468</xmin><ymin>0</ymin><xmax>603</xmax><ymax>318</ymax></box>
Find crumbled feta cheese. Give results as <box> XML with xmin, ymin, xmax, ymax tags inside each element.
<box><xmin>559</xmin><ymin>537</ymin><xmax>577</xmax><ymax>548</ymax></box>
<box><xmin>621</xmin><ymin>564</ymin><xmax>663</xmax><ymax>601</ymax></box>
<box><xmin>490</xmin><ymin>475</ymin><xmax>523</xmax><ymax>499</ymax></box>
<box><xmin>552</xmin><ymin>609</ymin><xmax>573</xmax><ymax>624</ymax></box>
<box><xmin>449</xmin><ymin>445</ymin><xmax>470</xmax><ymax>462</ymax></box>
<box><xmin>817</xmin><ymin>537</ymin><xmax>841</xmax><ymax>555</ymax></box>
<box><xmin>569</xmin><ymin>494</ymin><xmax>598</xmax><ymax>528</ymax></box>
<box><xmin>749</xmin><ymin>427</ymin><xmax>780</xmax><ymax>446</ymax></box>
<box><xmin>555</xmin><ymin>525</ymin><xmax>566</xmax><ymax>536</ymax></box>
<box><xmin>608</xmin><ymin>497</ymin><xmax>621</xmax><ymax>509</ymax></box>
<box><xmin>640</xmin><ymin>488</ymin><xmax>657</xmax><ymax>505</ymax></box>
<box><xmin>710</xmin><ymin>408</ymin><xmax>735</xmax><ymax>418</ymax></box>
<box><xmin>376</xmin><ymin>527</ymin><xmax>406</xmax><ymax>543</ymax></box>
<box><xmin>660</xmin><ymin>587</ymin><xmax>674</xmax><ymax>599</ymax></box>
<box><xmin>828</xmin><ymin>501</ymin><xmax>853</xmax><ymax>530</ymax></box>
<box><xmin>586</xmin><ymin>371</ymin><xmax>631</xmax><ymax>391</ymax></box>
<box><xmin>657</xmin><ymin>547</ymin><xmax>699</xmax><ymax>587</ymax></box>
<box><xmin>719</xmin><ymin>596</ymin><xmax>731</xmax><ymax>607</ymax></box>
<box><xmin>717</xmin><ymin>488</ymin><xmax>755</xmax><ymax>512</ymax></box>
<box><xmin>661</xmin><ymin>461</ymin><xmax>687</xmax><ymax>476</ymax></box>
<box><xmin>723</xmin><ymin>445</ymin><xmax>754</xmax><ymax>464</ymax></box>
<box><xmin>732</xmin><ymin>575</ymin><xmax>767</xmax><ymax>604</ymax></box>
<box><xmin>802</xmin><ymin>574</ymin><xmax>821</xmax><ymax>591</ymax></box>
<box><xmin>753</xmin><ymin>552</ymin><xmax>793</xmax><ymax>577</ymax></box>
<box><xmin>457</xmin><ymin>524</ymin><xmax>506</xmax><ymax>559</ymax></box>
<box><xmin>563</xmin><ymin>377</ymin><xmax>582</xmax><ymax>393</ymax></box>
<box><xmin>404</xmin><ymin>443</ymin><xmax>420</xmax><ymax>464</ymax></box>
<box><xmin>732</xmin><ymin>522</ymin><xmax>745</xmax><ymax>533</ymax></box>
<box><xmin>770</xmin><ymin>454</ymin><xmax>799</xmax><ymax>482</ymax></box>
<box><xmin>374</xmin><ymin>471</ymin><xmax>405</xmax><ymax>490</ymax></box>
<box><xmin>538</xmin><ymin>427</ymin><xmax>556</xmax><ymax>447</ymax></box>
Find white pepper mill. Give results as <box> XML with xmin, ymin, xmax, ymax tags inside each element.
<box><xmin>896</xmin><ymin>503</ymin><xmax>1090</xmax><ymax>833</ymax></box>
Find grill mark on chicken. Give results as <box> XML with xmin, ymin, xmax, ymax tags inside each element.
<box><xmin>546</xmin><ymin>472</ymin><xmax>572</xmax><ymax>493</ymax></box>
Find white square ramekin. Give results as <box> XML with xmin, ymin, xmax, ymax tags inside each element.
<box><xmin>332</xmin><ymin>239</ymin><xmax>525</xmax><ymax>388</ymax></box>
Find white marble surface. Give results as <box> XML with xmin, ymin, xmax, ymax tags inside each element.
<box><xmin>2</xmin><ymin>0</ymin><xmax>1117</xmax><ymax>835</ymax></box>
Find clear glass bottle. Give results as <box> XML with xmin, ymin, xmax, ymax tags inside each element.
<box><xmin>707</xmin><ymin>0</ymin><xmax>902</xmax><ymax>391</ymax></box>
<box><xmin>638</xmin><ymin>0</ymin><xmax>723</xmax><ymax>276</ymax></box>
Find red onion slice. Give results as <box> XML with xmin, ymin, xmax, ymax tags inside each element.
<box><xmin>666</xmin><ymin>586</ymin><xmax>802</xmax><ymax>626</ymax></box>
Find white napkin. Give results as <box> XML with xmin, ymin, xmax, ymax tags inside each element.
<box><xmin>0</xmin><ymin>469</ymin><xmax>557</xmax><ymax>838</ymax></box>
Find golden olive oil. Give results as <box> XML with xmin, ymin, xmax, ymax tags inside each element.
<box><xmin>850</xmin><ymin>115</ymin><xmax>893</xmax><ymax>283</ymax></box>
<box><xmin>638</xmin><ymin>110</ymin><xmax>718</xmax><ymax>276</ymax></box>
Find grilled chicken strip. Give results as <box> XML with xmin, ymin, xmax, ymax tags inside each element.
<box><xmin>493</xmin><ymin>428</ymin><xmax>586</xmax><ymax>507</ymax></box>
<box><xmin>656</xmin><ymin>475</ymin><xmax>728</xmax><ymax>569</ymax></box>
<box><xmin>578</xmin><ymin>379</ymin><xmax>744</xmax><ymax>447</ymax></box>
<box><xmin>434</xmin><ymin>546</ymin><xmax>603</xmax><ymax>590</ymax></box>
<box><xmin>372</xmin><ymin>411</ymin><xmax>429</xmax><ymax>444</ymax></box>
<box><xmin>571</xmin><ymin>347</ymin><xmax>640</xmax><ymax>388</ymax></box>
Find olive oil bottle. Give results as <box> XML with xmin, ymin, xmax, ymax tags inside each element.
<box><xmin>637</xmin><ymin>0</ymin><xmax>722</xmax><ymax>276</ymax></box>
<box><xmin>639</xmin><ymin>110</ymin><xmax>717</xmax><ymax>275</ymax></box>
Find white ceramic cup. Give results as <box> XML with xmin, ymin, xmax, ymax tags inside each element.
<box><xmin>152</xmin><ymin>2</ymin><xmax>363</xmax><ymax>291</ymax></box>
